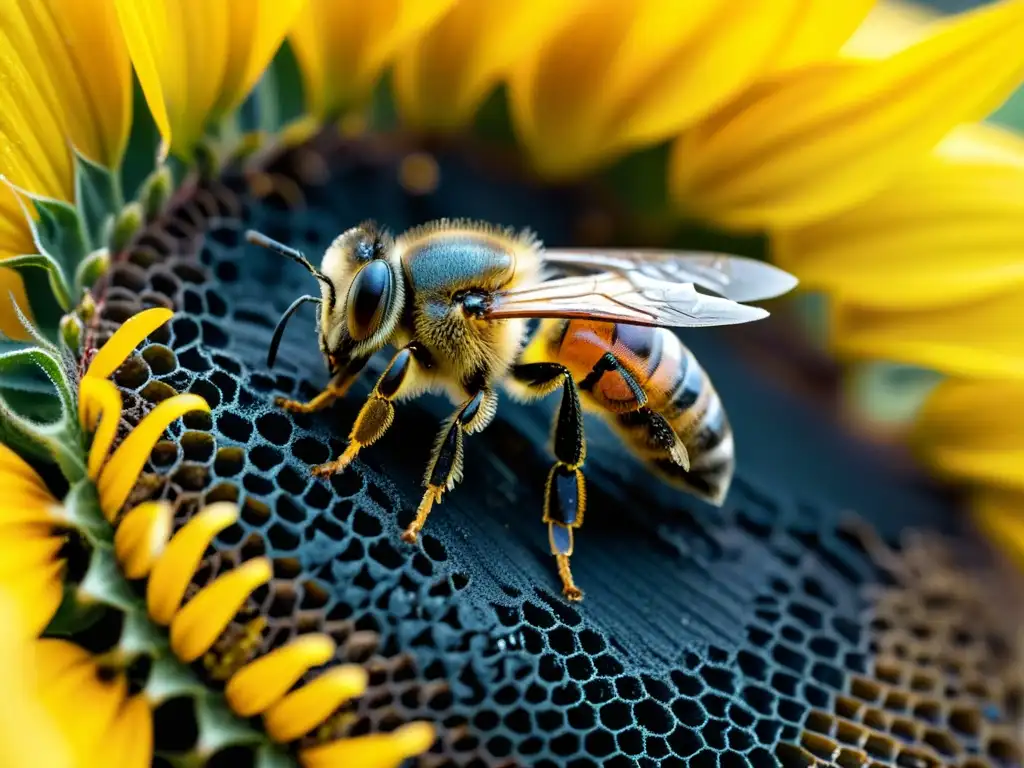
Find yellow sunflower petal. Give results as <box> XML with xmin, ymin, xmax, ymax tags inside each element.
<box><xmin>0</xmin><ymin>267</ymin><xmax>33</xmax><ymax>341</ymax></box>
<box><xmin>0</xmin><ymin>0</ymin><xmax>132</xmax><ymax>284</ymax></box>
<box><xmin>671</xmin><ymin>0</ymin><xmax>1024</xmax><ymax>230</ymax></box>
<box><xmin>114</xmin><ymin>501</ymin><xmax>173</xmax><ymax>579</ymax></box>
<box><xmin>32</xmin><ymin>0</ymin><xmax>133</xmax><ymax>169</ymax></box>
<box><xmin>85</xmin><ymin>307</ymin><xmax>173</xmax><ymax>380</ymax></box>
<box><xmin>104</xmin><ymin>696</ymin><xmax>152</xmax><ymax>768</ymax></box>
<box><xmin>263</xmin><ymin>664</ymin><xmax>369</xmax><ymax>743</ymax></box>
<box><xmin>0</xmin><ymin>597</ymin><xmax>76</xmax><ymax>768</ymax></box>
<box><xmin>3</xmin><ymin>481</ymin><xmax>59</xmax><ymax>510</ymax></box>
<box><xmin>289</xmin><ymin>0</ymin><xmax>457</xmax><ymax>121</ymax></box>
<box><xmin>831</xmin><ymin>291</ymin><xmax>1024</xmax><ymax>381</ymax></box>
<box><xmin>912</xmin><ymin>379</ymin><xmax>1024</xmax><ymax>493</ymax></box>
<box><xmin>225</xmin><ymin>634</ymin><xmax>337</xmax><ymax>717</ymax></box>
<box><xmin>0</xmin><ymin>535</ymin><xmax>65</xmax><ymax>637</ymax></box>
<box><xmin>770</xmin><ymin>0</ymin><xmax>878</xmax><ymax>71</ymax></box>
<box><xmin>392</xmin><ymin>0</ymin><xmax>567</xmax><ymax>131</ymax></box>
<box><xmin>0</xmin><ymin>442</ymin><xmax>49</xmax><ymax>492</ymax></box>
<box><xmin>507</xmin><ymin>0</ymin><xmax>876</xmax><ymax>179</ymax></box>
<box><xmin>843</xmin><ymin>0</ymin><xmax>938</xmax><ymax>58</ymax></box>
<box><xmin>78</xmin><ymin>377</ymin><xmax>124</xmax><ymax>482</ymax></box>
<box><xmin>300</xmin><ymin>722</ymin><xmax>437</xmax><ymax>768</ymax></box>
<box><xmin>169</xmin><ymin>557</ymin><xmax>272</xmax><ymax>663</ymax></box>
<box><xmin>36</xmin><ymin>640</ymin><xmax>129</xmax><ymax>761</ymax></box>
<box><xmin>972</xmin><ymin>487</ymin><xmax>1024</xmax><ymax>568</ymax></box>
<box><xmin>114</xmin><ymin>0</ymin><xmax>304</xmax><ymax>158</ymax></box>
<box><xmin>147</xmin><ymin>502</ymin><xmax>239</xmax><ymax>626</ymax></box>
<box><xmin>97</xmin><ymin>393</ymin><xmax>210</xmax><ymax>516</ymax></box>
<box><xmin>772</xmin><ymin>123</ymin><xmax>1024</xmax><ymax>310</ymax></box>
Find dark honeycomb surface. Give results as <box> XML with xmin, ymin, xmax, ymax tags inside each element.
<box><xmin>93</xmin><ymin>137</ymin><xmax>1024</xmax><ymax>767</ymax></box>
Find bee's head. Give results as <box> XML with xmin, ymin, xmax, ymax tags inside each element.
<box><xmin>317</xmin><ymin>222</ymin><xmax>404</xmax><ymax>372</ymax></box>
<box><xmin>247</xmin><ymin>223</ymin><xmax>405</xmax><ymax>375</ymax></box>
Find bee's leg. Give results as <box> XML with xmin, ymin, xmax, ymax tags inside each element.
<box><xmin>276</xmin><ymin>355</ymin><xmax>369</xmax><ymax>414</ymax></box>
<box><xmin>311</xmin><ymin>346</ymin><xmax>423</xmax><ymax>477</ymax></box>
<box><xmin>578</xmin><ymin>351</ymin><xmax>647</xmax><ymax>411</ymax></box>
<box><xmin>511</xmin><ymin>362</ymin><xmax>586</xmax><ymax>602</ymax></box>
<box><xmin>580</xmin><ymin>353</ymin><xmax>687</xmax><ymax>467</ymax></box>
<box><xmin>403</xmin><ymin>388</ymin><xmax>498</xmax><ymax>544</ymax></box>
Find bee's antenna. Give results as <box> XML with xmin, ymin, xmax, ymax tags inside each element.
<box><xmin>268</xmin><ymin>294</ymin><xmax>321</xmax><ymax>369</ymax></box>
<box><xmin>246</xmin><ymin>230</ymin><xmax>337</xmax><ymax>310</ymax></box>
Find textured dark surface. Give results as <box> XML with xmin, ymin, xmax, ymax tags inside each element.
<box><xmin>91</xmin><ymin>136</ymin><xmax>1024</xmax><ymax>767</ymax></box>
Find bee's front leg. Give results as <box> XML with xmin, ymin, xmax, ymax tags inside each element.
<box><xmin>403</xmin><ymin>387</ymin><xmax>498</xmax><ymax>544</ymax></box>
<box><xmin>276</xmin><ymin>355</ymin><xmax>369</xmax><ymax>414</ymax></box>
<box><xmin>311</xmin><ymin>344</ymin><xmax>426</xmax><ymax>477</ymax></box>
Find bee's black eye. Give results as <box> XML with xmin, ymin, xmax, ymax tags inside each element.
<box><xmin>346</xmin><ymin>260</ymin><xmax>393</xmax><ymax>341</ymax></box>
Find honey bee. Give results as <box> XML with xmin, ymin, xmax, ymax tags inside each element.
<box><xmin>246</xmin><ymin>221</ymin><xmax>797</xmax><ymax>601</ymax></box>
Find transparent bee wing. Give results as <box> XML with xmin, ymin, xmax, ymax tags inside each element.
<box><xmin>543</xmin><ymin>249</ymin><xmax>798</xmax><ymax>303</ymax></box>
<box><xmin>485</xmin><ymin>272</ymin><xmax>770</xmax><ymax>328</ymax></box>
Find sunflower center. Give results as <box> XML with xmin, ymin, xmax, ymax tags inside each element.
<box><xmin>86</xmin><ymin>131</ymin><xmax>1023</xmax><ymax>768</ymax></box>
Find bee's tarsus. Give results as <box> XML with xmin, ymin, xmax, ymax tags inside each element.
<box><xmin>403</xmin><ymin>488</ymin><xmax>440</xmax><ymax>543</ymax></box>
<box><xmin>405</xmin><ymin>389</ymin><xmax>498</xmax><ymax>543</ymax></box>
<box><xmin>556</xmin><ymin>554</ymin><xmax>583</xmax><ymax>602</ymax></box>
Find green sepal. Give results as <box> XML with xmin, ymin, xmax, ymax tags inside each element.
<box><xmin>120</xmin><ymin>606</ymin><xmax>169</xmax><ymax>658</ymax></box>
<box><xmin>20</xmin><ymin>268</ymin><xmax>65</xmax><ymax>343</ymax></box>
<box><xmin>245</xmin><ymin>40</ymin><xmax>306</xmax><ymax>135</ymax></box>
<box><xmin>45</xmin><ymin>582</ymin><xmax>106</xmax><ymax>638</ymax></box>
<box><xmin>255</xmin><ymin>745</ymin><xmax>299</xmax><ymax>768</ymax></box>
<box><xmin>63</xmin><ymin>477</ymin><xmax>110</xmax><ymax>543</ymax></box>
<box><xmin>145</xmin><ymin>656</ymin><xmax>207</xmax><ymax>704</ymax></box>
<box><xmin>74</xmin><ymin>150</ymin><xmax>122</xmax><ymax>250</ymax></box>
<box><xmin>367</xmin><ymin>69</ymin><xmax>399</xmax><ymax>132</ymax></box>
<box><xmin>19</xmin><ymin>192</ymin><xmax>88</xmax><ymax>306</ymax></box>
<box><xmin>121</xmin><ymin>74</ymin><xmax>163</xmax><ymax>202</ymax></box>
<box><xmin>195</xmin><ymin>692</ymin><xmax>265</xmax><ymax>754</ymax></box>
<box><xmin>2</xmin><ymin>254</ymin><xmax>73</xmax><ymax>313</ymax></box>
<box><xmin>471</xmin><ymin>85</ymin><xmax>518</xmax><ymax>145</ymax></box>
<box><xmin>0</xmin><ymin>344</ymin><xmax>84</xmax><ymax>481</ymax></box>
<box><xmin>78</xmin><ymin>544</ymin><xmax>136</xmax><ymax>611</ymax></box>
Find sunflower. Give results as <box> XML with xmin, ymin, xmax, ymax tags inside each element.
<box><xmin>2</xmin><ymin>1</ymin><xmax>1024</xmax><ymax>766</ymax></box>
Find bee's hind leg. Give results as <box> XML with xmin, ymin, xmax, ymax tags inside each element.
<box><xmin>311</xmin><ymin>344</ymin><xmax>425</xmax><ymax>477</ymax></box>
<box><xmin>403</xmin><ymin>387</ymin><xmax>499</xmax><ymax>543</ymax></box>
<box><xmin>511</xmin><ymin>362</ymin><xmax>586</xmax><ymax>602</ymax></box>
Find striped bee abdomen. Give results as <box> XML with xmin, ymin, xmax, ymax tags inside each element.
<box><xmin>544</xmin><ymin>319</ymin><xmax>734</xmax><ymax>505</ymax></box>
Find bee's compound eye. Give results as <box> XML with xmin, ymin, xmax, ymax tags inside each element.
<box><xmin>346</xmin><ymin>260</ymin><xmax>393</xmax><ymax>341</ymax></box>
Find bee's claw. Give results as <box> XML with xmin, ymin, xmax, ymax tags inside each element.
<box><xmin>563</xmin><ymin>585</ymin><xmax>584</xmax><ymax>602</ymax></box>
<box><xmin>400</xmin><ymin>529</ymin><xmax>419</xmax><ymax>544</ymax></box>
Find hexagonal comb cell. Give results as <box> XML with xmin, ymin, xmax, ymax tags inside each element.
<box><xmin>89</xmin><ymin>134</ymin><xmax>1024</xmax><ymax>767</ymax></box>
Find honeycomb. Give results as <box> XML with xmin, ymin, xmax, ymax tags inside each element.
<box><xmin>88</xmin><ymin>133</ymin><xmax>1024</xmax><ymax>767</ymax></box>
